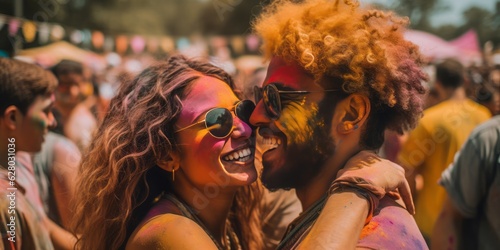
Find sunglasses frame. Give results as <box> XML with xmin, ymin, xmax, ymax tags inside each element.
<box><xmin>254</xmin><ymin>84</ymin><xmax>339</xmax><ymax>120</ymax></box>
<box><xmin>174</xmin><ymin>100</ymin><xmax>255</xmax><ymax>139</ymax></box>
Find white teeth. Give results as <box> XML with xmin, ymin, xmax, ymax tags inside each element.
<box><xmin>223</xmin><ymin>147</ymin><xmax>252</xmax><ymax>162</ymax></box>
<box><xmin>261</xmin><ymin>137</ymin><xmax>282</xmax><ymax>150</ymax></box>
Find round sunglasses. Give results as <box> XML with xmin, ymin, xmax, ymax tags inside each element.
<box><xmin>174</xmin><ymin>100</ymin><xmax>256</xmax><ymax>138</ymax></box>
<box><xmin>254</xmin><ymin>84</ymin><xmax>339</xmax><ymax>120</ymax></box>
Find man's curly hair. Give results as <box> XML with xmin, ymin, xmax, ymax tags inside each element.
<box><xmin>253</xmin><ymin>0</ymin><xmax>428</xmax><ymax>149</ymax></box>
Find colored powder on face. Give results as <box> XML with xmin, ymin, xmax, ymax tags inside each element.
<box><xmin>276</xmin><ymin>100</ymin><xmax>323</xmax><ymax>146</ymax></box>
<box><xmin>32</xmin><ymin>114</ymin><xmax>47</xmax><ymax>130</ymax></box>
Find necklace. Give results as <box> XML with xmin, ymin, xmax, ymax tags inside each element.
<box><xmin>163</xmin><ymin>193</ymin><xmax>241</xmax><ymax>250</ymax></box>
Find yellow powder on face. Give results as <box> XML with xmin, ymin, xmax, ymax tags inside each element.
<box><xmin>275</xmin><ymin>100</ymin><xmax>323</xmax><ymax>146</ymax></box>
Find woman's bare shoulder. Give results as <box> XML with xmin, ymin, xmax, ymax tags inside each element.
<box><xmin>126</xmin><ymin>213</ymin><xmax>217</xmax><ymax>250</ymax></box>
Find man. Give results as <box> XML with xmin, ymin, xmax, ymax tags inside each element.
<box><xmin>398</xmin><ymin>58</ymin><xmax>491</xmax><ymax>240</ymax></box>
<box><xmin>432</xmin><ymin>115</ymin><xmax>500</xmax><ymax>250</ymax></box>
<box><xmin>0</xmin><ymin>58</ymin><xmax>75</xmax><ymax>249</ymax></box>
<box><xmin>50</xmin><ymin>59</ymin><xmax>97</xmax><ymax>152</ymax></box>
<box><xmin>250</xmin><ymin>0</ymin><xmax>427</xmax><ymax>248</ymax></box>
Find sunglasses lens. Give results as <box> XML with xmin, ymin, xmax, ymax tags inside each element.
<box><xmin>235</xmin><ymin>100</ymin><xmax>256</xmax><ymax>125</ymax></box>
<box><xmin>263</xmin><ymin>85</ymin><xmax>281</xmax><ymax>119</ymax></box>
<box><xmin>205</xmin><ymin>108</ymin><xmax>233</xmax><ymax>138</ymax></box>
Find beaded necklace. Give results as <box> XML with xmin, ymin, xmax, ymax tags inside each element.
<box><xmin>163</xmin><ymin>193</ymin><xmax>241</xmax><ymax>250</ymax></box>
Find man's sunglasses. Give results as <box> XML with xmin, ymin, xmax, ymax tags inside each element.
<box><xmin>254</xmin><ymin>84</ymin><xmax>339</xmax><ymax>120</ymax></box>
<box><xmin>175</xmin><ymin>100</ymin><xmax>256</xmax><ymax>139</ymax></box>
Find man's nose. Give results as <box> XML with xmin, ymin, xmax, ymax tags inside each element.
<box><xmin>249</xmin><ymin>100</ymin><xmax>273</xmax><ymax>127</ymax></box>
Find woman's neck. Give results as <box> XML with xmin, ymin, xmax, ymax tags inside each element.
<box><xmin>172</xmin><ymin>175</ymin><xmax>237</xmax><ymax>247</ymax></box>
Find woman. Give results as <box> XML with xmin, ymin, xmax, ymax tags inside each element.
<box><xmin>72</xmin><ymin>55</ymin><xmax>263</xmax><ymax>250</ymax></box>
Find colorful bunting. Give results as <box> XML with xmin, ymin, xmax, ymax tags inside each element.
<box><xmin>115</xmin><ymin>35</ymin><xmax>128</xmax><ymax>54</ymax></box>
<box><xmin>9</xmin><ymin>19</ymin><xmax>20</xmax><ymax>36</ymax></box>
<box><xmin>147</xmin><ymin>37</ymin><xmax>159</xmax><ymax>53</ymax></box>
<box><xmin>22</xmin><ymin>21</ymin><xmax>37</xmax><ymax>43</ymax></box>
<box><xmin>131</xmin><ymin>35</ymin><xmax>145</xmax><ymax>54</ymax></box>
<box><xmin>91</xmin><ymin>31</ymin><xmax>104</xmax><ymax>49</ymax></box>
<box><xmin>70</xmin><ymin>30</ymin><xmax>83</xmax><ymax>44</ymax></box>
<box><xmin>160</xmin><ymin>36</ymin><xmax>174</xmax><ymax>53</ymax></box>
<box><xmin>0</xmin><ymin>13</ymin><xmax>264</xmax><ymax>58</ymax></box>
<box><xmin>38</xmin><ymin>23</ymin><xmax>50</xmax><ymax>44</ymax></box>
<box><xmin>103</xmin><ymin>36</ymin><xmax>115</xmax><ymax>52</ymax></box>
<box><xmin>50</xmin><ymin>25</ymin><xmax>65</xmax><ymax>41</ymax></box>
<box><xmin>230</xmin><ymin>36</ymin><xmax>244</xmax><ymax>55</ymax></box>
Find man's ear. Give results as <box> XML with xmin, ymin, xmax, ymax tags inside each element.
<box><xmin>2</xmin><ymin>106</ymin><xmax>23</xmax><ymax>131</ymax></box>
<box><xmin>157</xmin><ymin>151</ymin><xmax>181</xmax><ymax>172</ymax></box>
<box><xmin>336</xmin><ymin>94</ymin><xmax>370</xmax><ymax>134</ymax></box>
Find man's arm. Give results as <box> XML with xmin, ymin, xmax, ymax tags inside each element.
<box><xmin>298</xmin><ymin>192</ymin><xmax>368</xmax><ymax>250</ymax></box>
<box><xmin>431</xmin><ymin>196</ymin><xmax>463</xmax><ymax>250</ymax></box>
<box><xmin>298</xmin><ymin>151</ymin><xmax>415</xmax><ymax>249</ymax></box>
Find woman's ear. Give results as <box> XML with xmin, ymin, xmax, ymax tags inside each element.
<box><xmin>157</xmin><ymin>151</ymin><xmax>181</xmax><ymax>172</ymax></box>
<box><xmin>336</xmin><ymin>94</ymin><xmax>370</xmax><ymax>134</ymax></box>
<box><xmin>2</xmin><ymin>106</ymin><xmax>22</xmax><ymax>131</ymax></box>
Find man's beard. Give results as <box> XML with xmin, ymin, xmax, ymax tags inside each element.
<box><xmin>260</xmin><ymin>122</ymin><xmax>336</xmax><ymax>191</ymax></box>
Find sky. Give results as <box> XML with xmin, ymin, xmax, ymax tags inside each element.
<box><xmin>363</xmin><ymin>0</ymin><xmax>498</xmax><ymax>26</ymax></box>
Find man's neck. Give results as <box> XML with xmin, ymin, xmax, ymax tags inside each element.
<box><xmin>444</xmin><ymin>86</ymin><xmax>467</xmax><ymax>101</ymax></box>
<box><xmin>295</xmin><ymin>136</ymin><xmax>363</xmax><ymax>210</ymax></box>
<box><xmin>295</xmin><ymin>153</ymin><xmax>352</xmax><ymax>210</ymax></box>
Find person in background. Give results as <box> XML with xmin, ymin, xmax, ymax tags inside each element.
<box><xmin>398</xmin><ymin>58</ymin><xmax>491</xmax><ymax>241</ymax></box>
<box><xmin>432</xmin><ymin>115</ymin><xmax>500</xmax><ymax>249</ymax></box>
<box><xmin>33</xmin><ymin>132</ymin><xmax>81</xmax><ymax>229</ymax></box>
<box><xmin>474</xmin><ymin>82</ymin><xmax>500</xmax><ymax>116</ymax></box>
<box><xmin>0</xmin><ymin>58</ymin><xmax>75</xmax><ymax>250</ymax></box>
<box><xmin>50</xmin><ymin>60</ymin><xmax>97</xmax><ymax>152</ymax></box>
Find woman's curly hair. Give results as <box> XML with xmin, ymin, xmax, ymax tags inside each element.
<box><xmin>72</xmin><ymin>55</ymin><xmax>262</xmax><ymax>250</ymax></box>
<box><xmin>254</xmin><ymin>0</ymin><xmax>428</xmax><ymax>149</ymax></box>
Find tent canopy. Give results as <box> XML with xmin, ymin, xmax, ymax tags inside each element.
<box><xmin>404</xmin><ymin>29</ymin><xmax>482</xmax><ymax>66</ymax></box>
<box><xmin>16</xmin><ymin>41</ymin><xmax>106</xmax><ymax>71</ymax></box>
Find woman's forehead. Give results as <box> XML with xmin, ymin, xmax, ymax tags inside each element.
<box><xmin>180</xmin><ymin>76</ymin><xmax>238</xmax><ymax>119</ymax></box>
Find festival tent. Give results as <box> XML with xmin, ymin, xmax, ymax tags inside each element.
<box><xmin>15</xmin><ymin>41</ymin><xmax>106</xmax><ymax>70</ymax></box>
<box><xmin>404</xmin><ymin>29</ymin><xmax>482</xmax><ymax>66</ymax></box>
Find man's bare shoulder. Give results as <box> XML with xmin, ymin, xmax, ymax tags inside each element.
<box><xmin>357</xmin><ymin>198</ymin><xmax>428</xmax><ymax>250</ymax></box>
<box><xmin>126</xmin><ymin>213</ymin><xmax>217</xmax><ymax>250</ymax></box>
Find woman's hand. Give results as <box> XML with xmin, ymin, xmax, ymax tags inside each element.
<box><xmin>337</xmin><ymin>150</ymin><xmax>415</xmax><ymax>214</ymax></box>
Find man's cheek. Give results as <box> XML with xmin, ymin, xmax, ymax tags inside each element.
<box><xmin>277</xmin><ymin>102</ymin><xmax>321</xmax><ymax>146</ymax></box>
